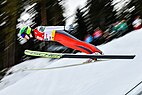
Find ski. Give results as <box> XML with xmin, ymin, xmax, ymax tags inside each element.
<box><xmin>24</xmin><ymin>50</ymin><xmax>136</xmax><ymax>59</ymax></box>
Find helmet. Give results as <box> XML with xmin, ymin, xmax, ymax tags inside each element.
<box><xmin>19</xmin><ymin>26</ymin><xmax>32</xmax><ymax>38</ymax></box>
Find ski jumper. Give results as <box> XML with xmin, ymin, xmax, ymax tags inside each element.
<box><xmin>33</xmin><ymin>26</ymin><xmax>102</xmax><ymax>54</ymax></box>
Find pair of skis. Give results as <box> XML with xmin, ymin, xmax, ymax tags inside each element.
<box><xmin>23</xmin><ymin>50</ymin><xmax>135</xmax><ymax>71</ymax></box>
<box><xmin>24</xmin><ymin>50</ymin><xmax>135</xmax><ymax>59</ymax></box>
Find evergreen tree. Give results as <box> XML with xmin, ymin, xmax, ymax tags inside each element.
<box><xmin>128</xmin><ymin>0</ymin><xmax>142</xmax><ymax>17</ymax></box>
<box><xmin>74</xmin><ymin>8</ymin><xmax>88</xmax><ymax>40</ymax></box>
<box><xmin>0</xmin><ymin>0</ymin><xmax>20</xmax><ymax>70</ymax></box>
<box><xmin>45</xmin><ymin>0</ymin><xmax>65</xmax><ymax>26</ymax></box>
<box><xmin>87</xmin><ymin>0</ymin><xmax>117</xmax><ymax>32</ymax></box>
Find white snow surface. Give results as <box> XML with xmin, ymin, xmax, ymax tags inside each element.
<box><xmin>0</xmin><ymin>29</ymin><xmax>142</xmax><ymax>95</ymax></box>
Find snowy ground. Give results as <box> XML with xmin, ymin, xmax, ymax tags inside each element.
<box><xmin>0</xmin><ymin>28</ymin><xmax>142</xmax><ymax>95</ymax></box>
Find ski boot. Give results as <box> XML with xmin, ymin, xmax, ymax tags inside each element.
<box><xmin>83</xmin><ymin>52</ymin><xmax>103</xmax><ymax>64</ymax></box>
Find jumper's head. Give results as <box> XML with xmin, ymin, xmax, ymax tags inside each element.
<box><xmin>19</xmin><ymin>26</ymin><xmax>32</xmax><ymax>38</ymax></box>
<box><xmin>18</xmin><ymin>26</ymin><xmax>33</xmax><ymax>45</ymax></box>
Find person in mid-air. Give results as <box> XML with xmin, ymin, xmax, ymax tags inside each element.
<box><xmin>18</xmin><ymin>26</ymin><xmax>103</xmax><ymax>55</ymax></box>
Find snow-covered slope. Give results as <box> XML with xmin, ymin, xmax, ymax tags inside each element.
<box><xmin>0</xmin><ymin>29</ymin><xmax>142</xmax><ymax>95</ymax></box>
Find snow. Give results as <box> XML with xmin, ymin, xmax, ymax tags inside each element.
<box><xmin>0</xmin><ymin>27</ymin><xmax>142</xmax><ymax>95</ymax></box>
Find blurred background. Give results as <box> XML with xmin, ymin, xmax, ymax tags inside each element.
<box><xmin>0</xmin><ymin>0</ymin><xmax>142</xmax><ymax>75</ymax></box>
